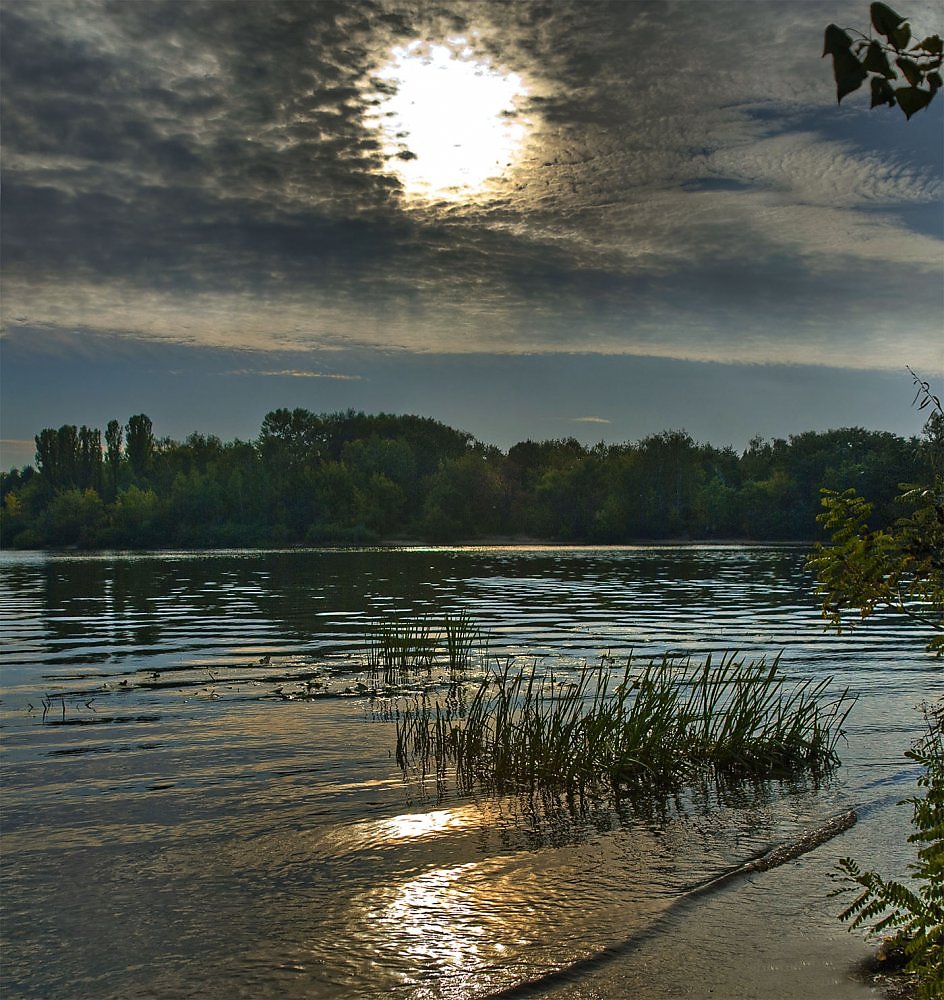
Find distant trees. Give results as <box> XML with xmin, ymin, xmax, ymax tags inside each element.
<box><xmin>0</xmin><ymin>405</ymin><xmax>934</xmax><ymax>550</ymax></box>
<box><xmin>33</xmin><ymin>424</ymin><xmax>102</xmax><ymax>493</ymax></box>
<box><xmin>126</xmin><ymin>414</ymin><xmax>155</xmax><ymax>479</ymax></box>
<box><xmin>105</xmin><ymin>419</ymin><xmax>123</xmax><ymax>500</ymax></box>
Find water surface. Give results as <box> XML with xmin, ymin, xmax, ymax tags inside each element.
<box><xmin>1</xmin><ymin>546</ymin><xmax>938</xmax><ymax>998</ymax></box>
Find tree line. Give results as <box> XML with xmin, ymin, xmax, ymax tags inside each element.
<box><xmin>0</xmin><ymin>408</ymin><xmax>931</xmax><ymax>549</ymax></box>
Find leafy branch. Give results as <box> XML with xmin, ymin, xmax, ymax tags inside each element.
<box><xmin>910</xmin><ymin>366</ymin><xmax>944</xmax><ymax>475</ymax></box>
<box><xmin>808</xmin><ymin>370</ymin><xmax>944</xmax><ymax>655</ymax></box>
<box><xmin>824</xmin><ymin>3</ymin><xmax>943</xmax><ymax>118</ymax></box>
<box><xmin>810</xmin><ymin>485</ymin><xmax>944</xmax><ymax>652</ymax></box>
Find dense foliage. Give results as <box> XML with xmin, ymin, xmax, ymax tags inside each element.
<box><xmin>0</xmin><ymin>407</ymin><xmax>931</xmax><ymax>549</ymax></box>
<box><xmin>836</xmin><ymin>702</ymin><xmax>944</xmax><ymax>999</ymax></box>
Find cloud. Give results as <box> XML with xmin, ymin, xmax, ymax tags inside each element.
<box><xmin>570</xmin><ymin>416</ymin><xmax>610</xmax><ymax>424</ymax></box>
<box><xmin>705</xmin><ymin>133</ymin><xmax>942</xmax><ymax>208</ymax></box>
<box><xmin>223</xmin><ymin>369</ymin><xmax>363</xmax><ymax>381</ymax></box>
<box><xmin>1</xmin><ymin>0</ymin><xmax>941</xmax><ymax>374</ymax></box>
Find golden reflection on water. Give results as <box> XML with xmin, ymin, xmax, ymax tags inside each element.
<box><xmin>337</xmin><ymin>803</ymin><xmax>486</xmax><ymax>849</ymax></box>
<box><xmin>353</xmin><ymin>856</ymin><xmax>533</xmax><ymax>997</ymax></box>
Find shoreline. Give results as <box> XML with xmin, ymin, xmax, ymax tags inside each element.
<box><xmin>1</xmin><ymin>536</ymin><xmax>817</xmax><ymax>555</ymax></box>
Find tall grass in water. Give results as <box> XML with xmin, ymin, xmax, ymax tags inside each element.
<box><xmin>396</xmin><ymin>653</ymin><xmax>855</xmax><ymax>793</ymax></box>
<box><xmin>441</xmin><ymin>611</ymin><xmax>485</xmax><ymax>675</ymax></box>
<box><xmin>366</xmin><ymin>612</ymin><xmax>485</xmax><ymax>684</ymax></box>
<box><xmin>366</xmin><ymin>615</ymin><xmax>435</xmax><ymax>683</ymax></box>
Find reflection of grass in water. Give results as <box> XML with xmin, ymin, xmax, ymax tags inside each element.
<box><xmin>396</xmin><ymin>653</ymin><xmax>855</xmax><ymax>795</ymax></box>
<box><xmin>365</xmin><ymin>612</ymin><xmax>486</xmax><ymax>683</ymax></box>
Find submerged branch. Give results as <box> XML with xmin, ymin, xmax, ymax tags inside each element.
<box><xmin>489</xmin><ymin>808</ymin><xmax>859</xmax><ymax>998</ymax></box>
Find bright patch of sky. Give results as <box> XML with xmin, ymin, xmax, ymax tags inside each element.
<box><xmin>367</xmin><ymin>37</ymin><xmax>531</xmax><ymax>200</ymax></box>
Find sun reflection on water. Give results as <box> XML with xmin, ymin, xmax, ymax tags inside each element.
<box><xmin>357</xmin><ymin>858</ymin><xmax>528</xmax><ymax>997</ymax></box>
<box><xmin>331</xmin><ymin>803</ymin><xmax>487</xmax><ymax>851</ymax></box>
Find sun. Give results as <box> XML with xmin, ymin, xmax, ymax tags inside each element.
<box><xmin>368</xmin><ymin>38</ymin><xmax>530</xmax><ymax>201</ymax></box>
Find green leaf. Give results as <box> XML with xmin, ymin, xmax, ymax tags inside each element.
<box><xmin>869</xmin><ymin>3</ymin><xmax>905</xmax><ymax>41</ymax></box>
<box><xmin>896</xmin><ymin>85</ymin><xmax>934</xmax><ymax>118</ymax></box>
<box><xmin>832</xmin><ymin>48</ymin><xmax>869</xmax><ymax>101</ymax></box>
<box><xmin>916</xmin><ymin>35</ymin><xmax>943</xmax><ymax>56</ymax></box>
<box><xmin>824</xmin><ymin>24</ymin><xmax>853</xmax><ymax>57</ymax></box>
<box><xmin>897</xmin><ymin>56</ymin><xmax>925</xmax><ymax>86</ymax></box>
<box><xmin>870</xmin><ymin>76</ymin><xmax>897</xmax><ymax>107</ymax></box>
<box><xmin>892</xmin><ymin>22</ymin><xmax>912</xmax><ymax>50</ymax></box>
<box><xmin>928</xmin><ymin>71</ymin><xmax>943</xmax><ymax>93</ymax></box>
<box><xmin>871</xmin><ymin>2</ymin><xmax>906</xmax><ymax>40</ymax></box>
<box><xmin>864</xmin><ymin>40</ymin><xmax>896</xmax><ymax>78</ymax></box>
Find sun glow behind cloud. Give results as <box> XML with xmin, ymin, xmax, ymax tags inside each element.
<box><xmin>367</xmin><ymin>38</ymin><xmax>530</xmax><ymax>201</ymax></box>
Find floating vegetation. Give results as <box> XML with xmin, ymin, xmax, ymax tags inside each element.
<box><xmin>395</xmin><ymin>653</ymin><xmax>855</xmax><ymax>794</ymax></box>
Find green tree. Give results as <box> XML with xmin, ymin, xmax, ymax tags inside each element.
<box><xmin>34</xmin><ymin>425</ymin><xmax>80</xmax><ymax>490</ymax></box>
<box><xmin>126</xmin><ymin>414</ymin><xmax>155</xmax><ymax>480</ymax></box>
<box><xmin>56</xmin><ymin>425</ymin><xmax>80</xmax><ymax>489</ymax></box>
<box><xmin>824</xmin><ymin>3</ymin><xmax>943</xmax><ymax>118</ymax></box>
<box><xmin>808</xmin><ymin>372</ymin><xmax>943</xmax><ymax>653</ymax></box>
<box><xmin>258</xmin><ymin>408</ymin><xmax>324</xmax><ymax>469</ymax></box>
<box><xmin>696</xmin><ymin>475</ymin><xmax>739</xmax><ymax>537</ymax></box>
<box><xmin>625</xmin><ymin>431</ymin><xmax>706</xmax><ymax>538</ymax></box>
<box><xmin>105</xmin><ymin>419</ymin><xmax>123</xmax><ymax>500</ymax></box>
<box><xmin>77</xmin><ymin>426</ymin><xmax>103</xmax><ymax>492</ymax></box>
<box><xmin>36</xmin><ymin>488</ymin><xmax>106</xmax><ymax>547</ymax></box>
<box><xmin>166</xmin><ymin>469</ymin><xmax>227</xmax><ymax>544</ymax></box>
<box><xmin>34</xmin><ymin>428</ymin><xmax>61</xmax><ymax>488</ymax></box>
<box><xmin>0</xmin><ymin>491</ymin><xmax>27</xmax><ymax>545</ymax></box>
<box><xmin>109</xmin><ymin>485</ymin><xmax>162</xmax><ymax>547</ymax></box>
<box><xmin>504</xmin><ymin>438</ymin><xmax>586</xmax><ymax>536</ymax></box>
<box><xmin>422</xmin><ymin>452</ymin><xmax>506</xmax><ymax>540</ymax></box>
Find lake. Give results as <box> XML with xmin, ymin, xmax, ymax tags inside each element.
<box><xmin>1</xmin><ymin>545</ymin><xmax>938</xmax><ymax>999</ymax></box>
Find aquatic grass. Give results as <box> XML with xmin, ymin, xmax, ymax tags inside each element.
<box><xmin>441</xmin><ymin>610</ymin><xmax>486</xmax><ymax>675</ymax></box>
<box><xmin>364</xmin><ymin>611</ymin><xmax>487</xmax><ymax>684</ymax></box>
<box><xmin>396</xmin><ymin>652</ymin><xmax>855</xmax><ymax>794</ymax></box>
<box><xmin>365</xmin><ymin>614</ymin><xmax>437</xmax><ymax>683</ymax></box>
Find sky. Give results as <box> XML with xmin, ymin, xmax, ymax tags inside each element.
<box><xmin>2</xmin><ymin>0</ymin><xmax>942</xmax><ymax>469</ymax></box>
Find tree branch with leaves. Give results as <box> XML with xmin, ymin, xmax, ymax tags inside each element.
<box><xmin>824</xmin><ymin>2</ymin><xmax>943</xmax><ymax>118</ymax></box>
<box><xmin>808</xmin><ymin>370</ymin><xmax>944</xmax><ymax>654</ymax></box>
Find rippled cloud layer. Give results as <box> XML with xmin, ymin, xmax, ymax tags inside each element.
<box><xmin>1</xmin><ymin>0</ymin><xmax>942</xmax><ymax>448</ymax></box>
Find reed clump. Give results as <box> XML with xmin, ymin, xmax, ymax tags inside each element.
<box><xmin>366</xmin><ymin>611</ymin><xmax>486</xmax><ymax>684</ymax></box>
<box><xmin>395</xmin><ymin>653</ymin><xmax>855</xmax><ymax>793</ymax></box>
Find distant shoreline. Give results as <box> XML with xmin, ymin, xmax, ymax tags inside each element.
<box><xmin>1</xmin><ymin>537</ymin><xmax>817</xmax><ymax>555</ymax></box>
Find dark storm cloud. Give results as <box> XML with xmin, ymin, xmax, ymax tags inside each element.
<box><xmin>1</xmin><ymin>0</ymin><xmax>941</xmax><ymax>371</ymax></box>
